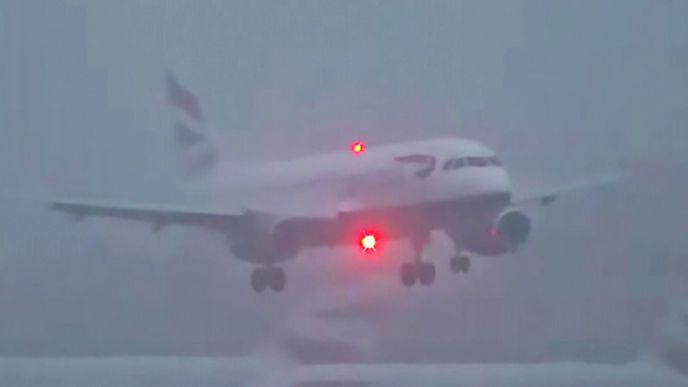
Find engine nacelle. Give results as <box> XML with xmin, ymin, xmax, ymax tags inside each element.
<box><xmin>227</xmin><ymin>217</ymin><xmax>336</xmax><ymax>264</ymax></box>
<box><xmin>495</xmin><ymin>210</ymin><xmax>531</xmax><ymax>246</ymax></box>
<box><xmin>464</xmin><ymin>210</ymin><xmax>531</xmax><ymax>255</ymax></box>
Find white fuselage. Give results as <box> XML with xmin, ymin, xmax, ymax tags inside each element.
<box><xmin>206</xmin><ymin>137</ymin><xmax>512</xmax><ymax>216</ymax></box>
<box><xmin>197</xmin><ymin>137</ymin><xmax>518</xmax><ymax>262</ymax></box>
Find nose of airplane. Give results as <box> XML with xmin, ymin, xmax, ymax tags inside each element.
<box><xmin>442</xmin><ymin>164</ymin><xmax>512</xmax><ymax>203</ymax></box>
<box><xmin>489</xmin><ymin>166</ymin><xmax>512</xmax><ymax>195</ymax></box>
<box><xmin>459</xmin><ymin>165</ymin><xmax>511</xmax><ymax>198</ymax></box>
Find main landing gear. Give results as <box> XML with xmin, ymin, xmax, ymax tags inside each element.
<box><xmin>401</xmin><ymin>234</ymin><xmax>436</xmax><ymax>287</ymax></box>
<box><xmin>251</xmin><ymin>267</ymin><xmax>286</xmax><ymax>293</ymax></box>
<box><xmin>450</xmin><ymin>254</ymin><xmax>471</xmax><ymax>274</ymax></box>
<box><xmin>401</xmin><ymin>261</ymin><xmax>436</xmax><ymax>287</ymax></box>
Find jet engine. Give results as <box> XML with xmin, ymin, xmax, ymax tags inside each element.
<box><xmin>227</xmin><ymin>217</ymin><xmax>337</xmax><ymax>264</ymax></box>
<box><xmin>495</xmin><ymin>210</ymin><xmax>531</xmax><ymax>246</ymax></box>
<box><xmin>464</xmin><ymin>210</ymin><xmax>531</xmax><ymax>255</ymax></box>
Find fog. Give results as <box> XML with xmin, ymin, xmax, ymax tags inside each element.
<box><xmin>1</xmin><ymin>0</ymin><xmax>687</xmax><ymax>373</ymax></box>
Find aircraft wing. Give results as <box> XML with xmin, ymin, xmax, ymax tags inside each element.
<box><xmin>511</xmin><ymin>172</ymin><xmax>627</xmax><ymax>207</ymax></box>
<box><xmin>50</xmin><ymin>187</ymin><xmax>343</xmax><ymax>232</ymax></box>
<box><xmin>50</xmin><ymin>197</ymin><xmax>247</xmax><ymax>231</ymax></box>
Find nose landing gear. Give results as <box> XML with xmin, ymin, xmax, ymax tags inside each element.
<box><xmin>401</xmin><ymin>261</ymin><xmax>436</xmax><ymax>287</ymax></box>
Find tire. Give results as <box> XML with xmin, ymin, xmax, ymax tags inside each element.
<box><xmin>251</xmin><ymin>269</ymin><xmax>267</xmax><ymax>293</ymax></box>
<box><xmin>450</xmin><ymin>257</ymin><xmax>461</xmax><ymax>273</ymax></box>
<box><xmin>418</xmin><ymin>262</ymin><xmax>436</xmax><ymax>286</ymax></box>
<box><xmin>460</xmin><ymin>256</ymin><xmax>470</xmax><ymax>273</ymax></box>
<box><xmin>269</xmin><ymin>267</ymin><xmax>286</xmax><ymax>292</ymax></box>
<box><xmin>401</xmin><ymin>262</ymin><xmax>416</xmax><ymax>287</ymax></box>
<box><xmin>450</xmin><ymin>255</ymin><xmax>470</xmax><ymax>273</ymax></box>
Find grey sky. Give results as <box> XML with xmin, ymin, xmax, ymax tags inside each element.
<box><xmin>0</xmin><ymin>0</ymin><xmax>687</xmax><ymax>363</ymax></box>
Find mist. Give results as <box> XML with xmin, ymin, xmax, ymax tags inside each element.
<box><xmin>1</xmin><ymin>0</ymin><xmax>687</xmax><ymax>372</ymax></box>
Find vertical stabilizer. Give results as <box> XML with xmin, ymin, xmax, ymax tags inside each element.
<box><xmin>165</xmin><ymin>73</ymin><xmax>218</xmax><ymax>179</ymax></box>
<box><xmin>646</xmin><ymin>255</ymin><xmax>688</xmax><ymax>375</ymax></box>
<box><xmin>650</xmin><ymin>297</ymin><xmax>688</xmax><ymax>375</ymax></box>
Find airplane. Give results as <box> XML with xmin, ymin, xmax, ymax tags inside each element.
<box><xmin>50</xmin><ymin>75</ymin><xmax>622</xmax><ymax>293</ymax></box>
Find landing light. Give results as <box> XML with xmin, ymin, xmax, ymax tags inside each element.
<box><xmin>351</xmin><ymin>141</ymin><xmax>366</xmax><ymax>155</ymax></box>
<box><xmin>360</xmin><ymin>233</ymin><xmax>377</xmax><ymax>252</ymax></box>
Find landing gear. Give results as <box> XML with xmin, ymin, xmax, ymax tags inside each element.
<box><xmin>251</xmin><ymin>269</ymin><xmax>267</xmax><ymax>292</ymax></box>
<box><xmin>251</xmin><ymin>267</ymin><xmax>286</xmax><ymax>293</ymax></box>
<box><xmin>400</xmin><ymin>262</ymin><xmax>436</xmax><ymax>287</ymax></box>
<box><xmin>401</xmin><ymin>233</ymin><xmax>436</xmax><ymax>287</ymax></box>
<box><xmin>418</xmin><ymin>262</ymin><xmax>436</xmax><ymax>285</ymax></box>
<box><xmin>269</xmin><ymin>267</ymin><xmax>286</xmax><ymax>292</ymax></box>
<box><xmin>401</xmin><ymin>262</ymin><xmax>416</xmax><ymax>287</ymax></box>
<box><xmin>450</xmin><ymin>254</ymin><xmax>471</xmax><ymax>273</ymax></box>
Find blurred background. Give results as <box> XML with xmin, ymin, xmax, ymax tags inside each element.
<box><xmin>0</xmin><ymin>0</ymin><xmax>686</xmax><ymax>365</ymax></box>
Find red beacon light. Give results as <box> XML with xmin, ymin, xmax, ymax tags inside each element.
<box><xmin>351</xmin><ymin>141</ymin><xmax>366</xmax><ymax>155</ymax></box>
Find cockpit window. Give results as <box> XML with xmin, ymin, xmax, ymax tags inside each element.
<box><xmin>466</xmin><ymin>157</ymin><xmax>488</xmax><ymax>167</ymax></box>
<box><xmin>442</xmin><ymin>156</ymin><xmax>501</xmax><ymax>170</ymax></box>
<box><xmin>488</xmin><ymin>156</ymin><xmax>502</xmax><ymax>166</ymax></box>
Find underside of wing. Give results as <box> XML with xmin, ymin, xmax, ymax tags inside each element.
<box><xmin>51</xmin><ymin>197</ymin><xmax>246</xmax><ymax>231</ymax></box>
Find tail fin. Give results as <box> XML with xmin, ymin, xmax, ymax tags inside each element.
<box><xmin>165</xmin><ymin>73</ymin><xmax>205</xmax><ymax>123</ymax></box>
<box><xmin>645</xmin><ymin>255</ymin><xmax>688</xmax><ymax>375</ymax></box>
<box><xmin>165</xmin><ymin>73</ymin><xmax>218</xmax><ymax>178</ymax></box>
<box><xmin>649</xmin><ymin>295</ymin><xmax>688</xmax><ymax>375</ymax></box>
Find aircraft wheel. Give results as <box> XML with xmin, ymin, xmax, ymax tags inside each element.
<box><xmin>401</xmin><ymin>262</ymin><xmax>417</xmax><ymax>287</ymax></box>
<box><xmin>450</xmin><ymin>255</ymin><xmax>470</xmax><ymax>273</ymax></box>
<box><xmin>418</xmin><ymin>262</ymin><xmax>436</xmax><ymax>286</ymax></box>
<box><xmin>251</xmin><ymin>269</ymin><xmax>268</xmax><ymax>293</ymax></box>
<box><xmin>269</xmin><ymin>267</ymin><xmax>286</xmax><ymax>292</ymax></box>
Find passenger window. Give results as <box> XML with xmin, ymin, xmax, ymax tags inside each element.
<box><xmin>442</xmin><ymin>158</ymin><xmax>465</xmax><ymax>170</ymax></box>
<box><xmin>488</xmin><ymin>156</ymin><xmax>501</xmax><ymax>166</ymax></box>
<box><xmin>467</xmin><ymin>157</ymin><xmax>487</xmax><ymax>167</ymax></box>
